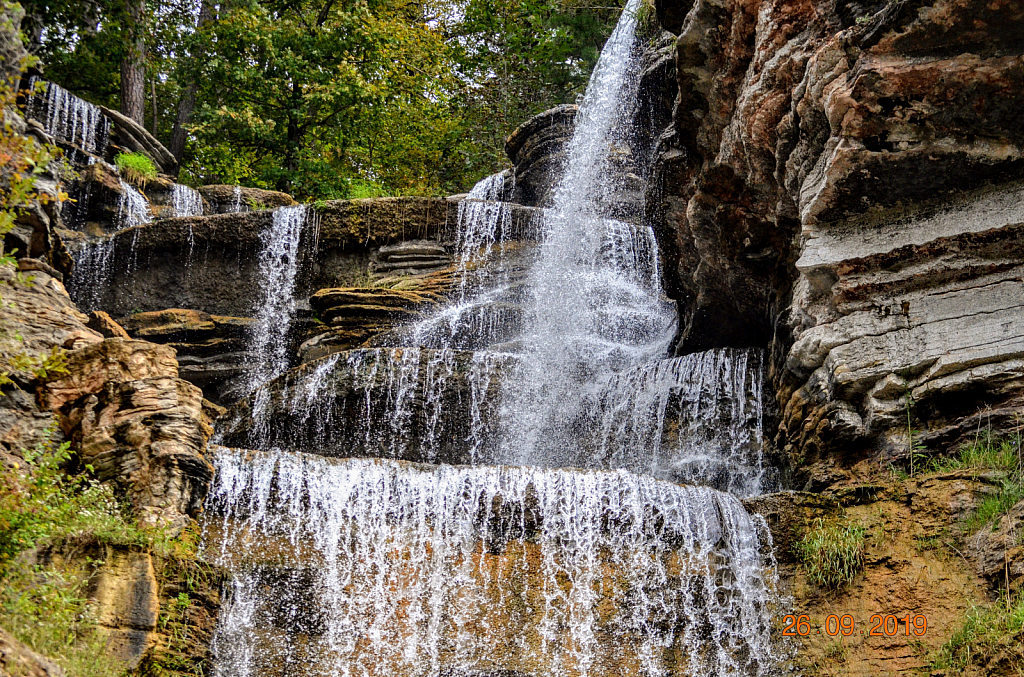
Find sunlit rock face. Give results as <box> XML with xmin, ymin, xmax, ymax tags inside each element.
<box><xmin>649</xmin><ymin>0</ymin><xmax>1024</xmax><ymax>476</ymax></box>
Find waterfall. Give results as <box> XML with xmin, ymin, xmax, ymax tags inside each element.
<box><xmin>594</xmin><ymin>349</ymin><xmax>769</xmax><ymax>497</ymax></box>
<box><xmin>68</xmin><ymin>239</ymin><xmax>115</xmax><ymax>311</ymax></box>
<box><xmin>207</xmin><ymin>449</ymin><xmax>777</xmax><ymax>677</ymax></box>
<box><xmin>117</xmin><ymin>180</ymin><xmax>152</xmax><ymax>229</ymax></box>
<box><xmin>492</xmin><ymin>0</ymin><xmax>677</xmax><ymax>468</ymax></box>
<box><xmin>246</xmin><ymin>205</ymin><xmax>312</xmax><ymax>415</ymax></box>
<box><xmin>206</xmin><ymin>0</ymin><xmax>781</xmax><ymax>674</ymax></box>
<box><xmin>24</xmin><ymin>77</ymin><xmax>110</xmax><ymax>156</ymax></box>
<box><xmin>172</xmin><ymin>183</ymin><xmax>204</xmax><ymax>217</ymax></box>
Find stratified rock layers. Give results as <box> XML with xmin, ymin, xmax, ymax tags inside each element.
<box><xmin>651</xmin><ymin>0</ymin><xmax>1024</xmax><ymax>477</ymax></box>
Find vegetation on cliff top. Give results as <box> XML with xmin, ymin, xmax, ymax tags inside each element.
<box><xmin>18</xmin><ymin>0</ymin><xmax>629</xmax><ymax>199</ymax></box>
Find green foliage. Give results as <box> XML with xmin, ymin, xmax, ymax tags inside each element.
<box><xmin>795</xmin><ymin>517</ymin><xmax>866</xmax><ymax>589</ymax></box>
<box><xmin>932</xmin><ymin>593</ymin><xmax>1024</xmax><ymax>672</ymax></box>
<box><xmin>0</xmin><ymin>437</ymin><xmax>137</xmax><ymax>573</ymax></box>
<box><xmin>926</xmin><ymin>431</ymin><xmax>1024</xmax><ymax>533</ymax></box>
<box><xmin>0</xmin><ymin>49</ymin><xmax>70</xmax><ymax>386</ymax></box>
<box><xmin>115</xmin><ymin>151</ymin><xmax>158</xmax><ymax>186</ymax></box>
<box><xmin>24</xmin><ymin>0</ymin><xmax>623</xmax><ymax>199</ymax></box>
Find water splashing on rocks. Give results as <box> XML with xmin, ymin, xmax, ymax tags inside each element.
<box><xmin>24</xmin><ymin>77</ymin><xmax>110</xmax><ymax>156</ymax></box>
<box><xmin>172</xmin><ymin>183</ymin><xmax>204</xmax><ymax>217</ymax></box>
<box><xmin>206</xmin><ymin>448</ymin><xmax>778</xmax><ymax>677</ymax></box>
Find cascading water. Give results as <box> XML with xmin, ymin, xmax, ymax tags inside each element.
<box><xmin>207</xmin><ymin>449</ymin><xmax>776</xmax><ymax>677</ymax></box>
<box><xmin>172</xmin><ymin>183</ymin><xmax>204</xmax><ymax>217</ymax></box>
<box><xmin>24</xmin><ymin>77</ymin><xmax>110</xmax><ymax>156</ymax></box>
<box><xmin>246</xmin><ymin>205</ymin><xmax>313</xmax><ymax>426</ymax></box>
<box><xmin>492</xmin><ymin>0</ymin><xmax>678</xmax><ymax>470</ymax></box>
<box><xmin>117</xmin><ymin>180</ymin><xmax>153</xmax><ymax>229</ymax></box>
<box><xmin>206</xmin><ymin>1</ymin><xmax>781</xmax><ymax>674</ymax></box>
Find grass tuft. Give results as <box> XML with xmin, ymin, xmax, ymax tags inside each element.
<box><xmin>794</xmin><ymin>517</ymin><xmax>865</xmax><ymax>589</ymax></box>
<box><xmin>926</xmin><ymin>431</ymin><xmax>1024</xmax><ymax>533</ymax></box>
<box><xmin>114</xmin><ymin>151</ymin><xmax>157</xmax><ymax>187</ymax></box>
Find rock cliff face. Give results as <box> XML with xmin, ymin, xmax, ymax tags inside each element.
<box><xmin>650</xmin><ymin>0</ymin><xmax>1024</xmax><ymax>477</ymax></box>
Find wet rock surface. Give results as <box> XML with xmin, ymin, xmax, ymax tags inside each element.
<box><xmin>504</xmin><ymin>105</ymin><xmax>576</xmax><ymax>207</ymax></box>
<box><xmin>197</xmin><ymin>184</ymin><xmax>296</xmax><ymax>214</ymax></box>
<box><xmin>218</xmin><ymin>348</ymin><xmax>509</xmax><ymax>465</ymax></box>
<box><xmin>647</xmin><ymin>0</ymin><xmax>1024</xmax><ymax>468</ymax></box>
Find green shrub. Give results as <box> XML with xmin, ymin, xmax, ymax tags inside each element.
<box><xmin>1</xmin><ymin>562</ymin><xmax>126</xmax><ymax>677</ymax></box>
<box><xmin>114</xmin><ymin>151</ymin><xmax>157</xmax><ymax>186</ymax></box>
<box><xmin>794</xmin><ymin>518</ymin><xmax>866</xmax><ymax>589</ymax></box>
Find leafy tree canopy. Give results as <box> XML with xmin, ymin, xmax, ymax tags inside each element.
<box><xmin>21</xmin><ymin>0</ymin><xmax>628</xmax><ymax>198</ymax></box>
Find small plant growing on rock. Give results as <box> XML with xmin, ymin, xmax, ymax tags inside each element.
<box><xmin>114</xmin><ymin>151</ymin><xmax>157</xmax><ymax>187</ymax></box>
<box><xmin>795</xmin><ymin>518</ymin><xmax>865</xmax><ymax>589</ymax></box>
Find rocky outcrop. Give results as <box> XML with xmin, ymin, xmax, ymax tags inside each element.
<box><xmin>86</xmin><ymin>310</ymin><xmax>129</xmax><ymax>338</ymax></box>
<box><xmin>0</xmin><ymin>264</ymin><xmax>102</xmax><ymax>457</ymax></box>
<box><xmin>66</xmin><ymin>197</ymin><xmax>540</xmax><ymax>319</ymax></box>
<box><xmin>299</xmin><ymin>287</ymin><xmax>443</xmax><ymax>362</ymax></box>
<box><xmin>40</xmin><ymin>339</ymin><xmax>216</xmax><ymax>530</ymax></box>
<box><xmin>370</xmin><ymin>240</ymin><xmax>452</xmax><ymax>278</ymax></box>
<box><xmin>117</xmin><ymin>309</ymin><xmax>255</xmax><ymax>404</ymax></box>
<box><xmin>504</xmin><ymin>105</ymin><xmax>576</xmax><ymax>207</ymax></box>
<box><xmin>89</xmin><ymin>548</ymin><xmax>161</xmax><ymax>666</ymax></box>
<box><xmin>649</xmin><ymin>0</ymin><xmax>1024</xmax><ymax>472</ymax></box>
<box><xmin>98</xmin><ymin>105</ymin><xmax>178</xmax><ymax>177</ymax></box>
<box><xmin>197</xmin><ymin>184</ymin><xmax>296</xmax><ymax>214</ymax></box>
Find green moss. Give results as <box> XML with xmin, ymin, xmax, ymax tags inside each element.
<box><xmin>794</xmin><ymin>517</ymin><xmax>865</xmax><ymax>589</ymax></box>
<box><xmin>115</xmin><ymin>152</ymin><xmax>158</xmax><ymax>186</ymax></box>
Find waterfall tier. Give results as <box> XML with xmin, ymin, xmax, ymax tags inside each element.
<box><xmin>218</xmin><ymin>346</ymin><xmax>769</xmax><ymax>495</ymax></box>
<box><xmin>206</xmin><ymin>448</ymin><xmax>778</xmax><ymax>677</ymax></box>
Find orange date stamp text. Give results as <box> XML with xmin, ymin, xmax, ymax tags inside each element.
<box><xmin>781</xmin><ymin>613</ymin><xmax>928</xmax><ymax>637</ymax></box>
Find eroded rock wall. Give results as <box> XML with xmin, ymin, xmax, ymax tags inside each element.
<box><xmin>651</xmin><ymin>0</ymin><xmax>1024</xmax><ymax>478</ymax></box>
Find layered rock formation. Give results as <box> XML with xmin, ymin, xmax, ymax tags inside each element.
<box><xmin>298</xmin><ymin>287</ymin><xmax>443</xmax><ymax>363</ymax></box>
<box><xmin>648</xmin><ymin>0</ymin><xmax>1024</xmax><ymax>477</ymax></box>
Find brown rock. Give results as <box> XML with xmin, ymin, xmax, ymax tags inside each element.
<box><xmin>39</xmin><ymin>338</ymin><xmax>178</xmax><ymax>411</ymax></box>
<box><xmin>197</xmin><ymin>184</ymin><xmax>296</xmax><ymax>213</ymax></box>
<box><xmin>90</xmin><ymin>548</ymin><xmax>160</xmax><ymax>667</ymax></box>
<box><xmin>309</xmin><ymin>287</ymin><xmax>439</xmax><ymax>313</ymax></box>
<box><xmin>120</xmin><ymin>308</ymin><xmax>217</xmax><ymax>340</ymax></box>
<box><xmin>86</xmin><ymin>310</ymin><xmax>129</xmax><ymax>339</ymax></box>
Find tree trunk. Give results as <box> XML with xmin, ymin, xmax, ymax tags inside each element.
<box><xmin>120</xmin><ymin>0</ymin><xmax>146</xmax><ymax>125</ymax></box>
<box><xmin>169</xmin><ymin>0</ymin><xmax>213</xmax><ymax>163</ymax></box>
